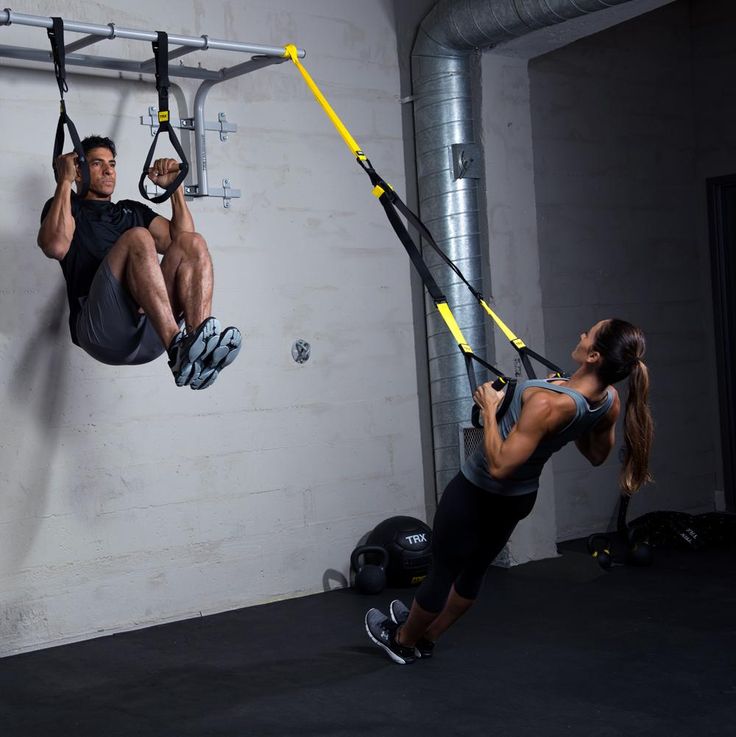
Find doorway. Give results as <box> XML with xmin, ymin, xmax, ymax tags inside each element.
<box><xmin>707</xmin><ymin>174</ymin><xmax>736</xmax><ymax>511</ymax></box>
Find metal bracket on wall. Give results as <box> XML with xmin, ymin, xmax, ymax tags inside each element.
<box><xmin>145</xmin><ymin>178</ymin><xmax>241</xmax><ymax>208</ymax></box>
<box><xmin>185</xmin><ymin>179</ymin><xmax>240</xmax><ymax>208</ymax></box>
<box><xmin>141</xmin><ymin>107</ymin><xmax>237</xmax><ymax>141</ymax></box>
<box><xmin>0</xmin><ymin>10</ymin><xmax>304</xmax><ymax>209</ymax></box>
<box><xmin>451</xmin><ymin>143</ymin><xmax>482</xmax><ymax>180</ymax></box>
<box><xmin>141</xmin><ymin>106</ymin><xmax>240</xmax><ymax>206</ymax></box>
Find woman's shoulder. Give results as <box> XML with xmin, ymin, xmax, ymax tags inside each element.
<box><xmin>518</xmin><ymin>384</ymin><xmax>576</xmax><ymax>429</ymax></box>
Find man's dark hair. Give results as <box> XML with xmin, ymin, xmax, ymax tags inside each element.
<box><xmin>81</xmin><ymin>135</ymin><xmax>116</xmax><ymax>158</ymax></box>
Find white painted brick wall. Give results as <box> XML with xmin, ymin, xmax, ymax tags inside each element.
<box><xmin>0</xmin><ymin>0</ymin><xmax>424</xmax><ymax>655</ymax></box>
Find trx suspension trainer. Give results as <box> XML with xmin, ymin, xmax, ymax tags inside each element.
<box><xmin>284</xmin><ymin>46</ymin><xmax>565</xmax><ymax>426</ymax></box>
<box><xmin>46</xmin><ymin>17</ymin><xmax>90</xmax><ymax>198</ymax></box>
<box><xmin>138</xmin><ymin>31</ymin><xmax>189</xmax><ymax>204</ymax></box>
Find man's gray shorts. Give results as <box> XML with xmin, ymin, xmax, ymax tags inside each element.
<box><xmin>75</xmin><ymin>260</ymin><xmax>166</xmax><ymax>365</ymax></box>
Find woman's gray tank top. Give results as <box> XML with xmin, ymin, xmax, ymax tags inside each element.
<box><xmin>461</xmin><ymin>378</ymin><xmax>614</xmax><ymax>496</ymax></box>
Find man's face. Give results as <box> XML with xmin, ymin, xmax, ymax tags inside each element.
<box><xmin>83</xmin><ymin>147</ymin><xmax>116</xmax><ymax>199</ymax></box>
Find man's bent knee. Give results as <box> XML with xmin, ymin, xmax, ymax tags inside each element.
<box><xmin>173</xmin><ymin>231</ymin><xmax>209</xmax><ymax>254</ymax></box>
<box><xmin>106</xmin><ymin>227</ymin><xmax>158</xmax><ymax>280</ymax></box>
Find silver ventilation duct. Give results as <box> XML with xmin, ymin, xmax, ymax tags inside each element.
<box><xmin>411</xmin><ymin>0</ymin><xmax>634</xmax><ymax>492</ymax></box>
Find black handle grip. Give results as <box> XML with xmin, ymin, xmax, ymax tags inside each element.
<box><xmin>470</xmin><ymin>377</ymin><xmax>516</xmax><ymax>428</ymax></box>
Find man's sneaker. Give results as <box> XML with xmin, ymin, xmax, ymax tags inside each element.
<box><xmin>167</xmin><ymin>317</ymin><xmax>221</xmax><ymax>387</ymax></box>
<box><xmin>190</xmin><ymin>326</ymin><xmax>242</xmax><ymax>390</ymax></box>
<box><xmin>364</xmin><ymin>608</ymin><xmax>416</xmax><ymax>665</ymax></box>
<box><xmin>389</xmin><ymin>599</ymin><xmax>436</xmax><ymax>659</ymax></box>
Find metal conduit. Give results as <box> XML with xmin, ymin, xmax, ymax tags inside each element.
<box><xmin>411</xmin><ymin>0</ymin><xmax>633</xmax><ymax>492</ymax></box>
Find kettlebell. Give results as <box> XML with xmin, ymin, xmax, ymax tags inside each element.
<box><xmin>625</xmin><ymin>540</ymin><xmax>654</xmax><ymax>567</ymax></box>
<box><xmin>350</xmin><ymin>545</ymin><xmax>389</xmax><ymax>594</ymax></box>
<box><xmin>623</xmin><ymin>526</ymin><xmax>654</xmax><ymax>566</ymax></box>
<box><xmin>587</xmin><ymin>534</ymin><xmax>613</xmax><ymax>570</ymax></box>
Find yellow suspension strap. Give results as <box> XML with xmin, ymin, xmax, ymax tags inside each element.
<box><xmin>284</xmin><ymin>44</ymin><xmax>509</xmax><ymax>427</ymax></box>
<box><xmin>288</xmin><ymin>43</ymin><xmax>564</xmax><ymax>385</ymax></box>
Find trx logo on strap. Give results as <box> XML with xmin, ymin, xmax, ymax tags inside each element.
<box><xmin>158</xmin><ymin>111</ymin><xmax>169</xmax><ymax>123</ymax></box>
<box><xmin>372</xmin><ymin>185</ymin><xmax>385</xmax><ymax>198</ymax></box>
<box><xmin>512</xmin><ymin>338</ymin><xmax>527</xmax><ymax>349</ymax></box>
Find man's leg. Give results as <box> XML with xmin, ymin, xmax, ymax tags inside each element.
<box><xmin>159</xmin><ymin>232</ymin><xmax>213</xmax><ymax>333</ymax></box>
<box><xmin>159</xmin><ymin>231</ymin><xmax>242</xmax><ymax>390</ymax></box>
<box><xmin>105</xmin><ymin>227</ymin><xmax>220</xmax><ymax>386</ymax></box>
<box><xmin>105</xmin><ymin>226</ymin><xmax>180</xmax><ymax>348</ymax></box>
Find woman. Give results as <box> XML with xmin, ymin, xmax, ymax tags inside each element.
<box><xmin>365</xmin><ymin>318</ymin><xmax>653</xmax><ymax>664</ymax></box>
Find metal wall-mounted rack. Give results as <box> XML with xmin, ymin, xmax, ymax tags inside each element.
<box><xmin>0</xmin><ymin>10</ymin><xmax>305</xmax><ymax>207</ymax></box>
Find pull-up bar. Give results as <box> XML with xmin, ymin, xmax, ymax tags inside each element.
<box><xmin>0</xmin><ymin>10</ymin><xmax>306</xmax><ymax>203</ymax></box>
<box><xmin>0</xmin><ymin>10</ymin><xmax>304</xmax><ymax>62</ymax></box>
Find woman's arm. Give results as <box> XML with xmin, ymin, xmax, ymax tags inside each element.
<box><xmin>475</xmin><ymin>383</ymin><xmax>558</xmax><ymax>479</ymax></box>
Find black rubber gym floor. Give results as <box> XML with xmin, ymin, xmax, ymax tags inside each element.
<box><xmin>1</xmin><ymin>544</ymin><xmax>733</xmax><ymax>737</ymax></box>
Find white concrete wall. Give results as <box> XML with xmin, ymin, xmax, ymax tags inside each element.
<box><xmin>479</xmin><ymin>54</ymin><xmax>559</xmax><ymax>564</ymax></box>
<box><xmin>529</xmin><ymin>0</ymin><xmax>719</xmax><ymax>539</ymax></box>
<box><xmin>475</xmin><ymin>0</ymin><xmax>727</xmax><ymax>556</ymax></box>
<box><xmin>476</xmin><ymin>2</ymin><xmax>676</xmax><ymax>562</ymax></box>
<box><xmin>0</xmin><ymin>0</ymin><xmax>424</xmax><ymax>655</ymax></box>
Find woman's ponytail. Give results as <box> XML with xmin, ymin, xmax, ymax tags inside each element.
<box><xmin>593</xmin><ymin>320</ymin><xmax>654</xmax><ymax>493</ymax></box>
<box><xmin>619</xmin><ymin>359</ymin><xmax>654</xmax><ymax>493</ymax></box>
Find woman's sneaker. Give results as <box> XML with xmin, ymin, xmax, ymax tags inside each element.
<box><xmin>167</xmin><ymin>317</ymin><xmax>221</xmax><ymax>387</ymax></box>
<box><xmin>364</xmin><ymin>608</ymin><xmax>416</xmax><ymax>665</ymax></box>
<box><xmin>389</xmin><ymin>599</ymin><xmax>436</xmax><ymax>658</ymax></box>
<box><xmin>190</xmin><ymin>326</ymin><xmax>242</xmax><ymax>390</ymax></box>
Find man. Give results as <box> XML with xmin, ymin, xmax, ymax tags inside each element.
<box><xmin>37</xmin><ymin>135</ymin><xmax>241</xmax><ymax>390</ymax></box>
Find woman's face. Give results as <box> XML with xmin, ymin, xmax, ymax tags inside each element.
<box><xmin>571</xmin><ymin>320</ymin><xmax>607</xmax><ymax>364</ymax></box>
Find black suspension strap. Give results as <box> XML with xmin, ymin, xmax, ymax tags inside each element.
<box><xmin>138</xmin><ymin>31</ymin><xmax>189</xmax><ymax>204</ymax></box>
<box><xmin>387</xmin><ymin>185</ymin><xmax>567</xmax><ymax>382</ymax></box>
<box><xmin>47</xmin><ymin>17</ymin><xmax>89</xmax><ymax>198</ymax></box>
<box><xmin>361</xmin><ymin>158</ymin><xmax>515</xmax><ymax>427</ymax></box>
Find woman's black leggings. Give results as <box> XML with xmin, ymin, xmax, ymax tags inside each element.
<box><xmin>414</xmin><ymin>472</ymin><xmax>537</xmax><ymax>613</ymax></box>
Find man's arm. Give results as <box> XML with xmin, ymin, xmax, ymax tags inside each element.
<box><xmin>146</xmin><ymin>158</ymin><xmax>195</xmax><ymax>254</ymax></box>
<box><xmin>476</xmin><ymin>383</ymin><xmax>557</xmax><ymax>479</ymax></box>
<box><xmin>575</xmin><ymin>390</ymin><xmax>620</xmax><ymax>466</ymax></box>
<box><xmin>37</xmin><ymin>153</ymin><xmax>77</xmax><ymax>261</ymax></box>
